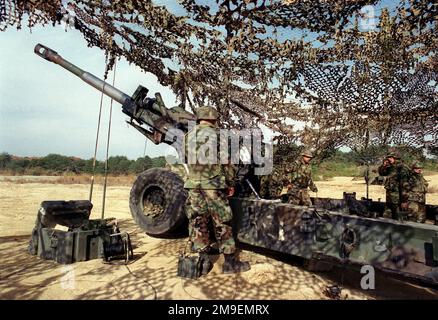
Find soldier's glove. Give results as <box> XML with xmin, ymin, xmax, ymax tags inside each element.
<box><xmin>311</xmin><ymin>186</ymin><xmax>318</xmax><ymax>193</ymax></box>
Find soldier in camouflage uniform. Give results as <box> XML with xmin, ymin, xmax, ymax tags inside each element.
<box><xmin>285</xmin><ymin>150</ymin><xmax>318</xmax><ymax>206</ymax></box>
<box><xmin>378</xmin><ymin>150</ymin><xmax>411</xmax><ymax>220</ymax></box>
<box><xmin>406</xmin><ymin>162</ymin><xmax>428</xmax><ymax>223</ymax></box>
<box><xmin>184</xmin><ymin>106</ymin><xmax>250</xmax><ymax>275</ymax></box>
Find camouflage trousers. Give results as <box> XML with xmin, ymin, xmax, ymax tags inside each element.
<box><xmin>185</xmin><ymin>188</ymin><xmax>236</xmax><ymax>255</ymax></box>
<box><xmin>383</xmin><ymin>192</ymin><xmax>402</xmax><ymax>220</ymax></box>
<box><xmin>406</xmin><ymin>201</ymin><xmax>426</xmax><ymax>223</ymax></box>
<box><xmin>286</xmin><ymin>188</ymin><xmax>312</xmax><ymax>206</ymax></box>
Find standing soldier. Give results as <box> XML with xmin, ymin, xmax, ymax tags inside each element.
<box><xmin>406</xmin><ymin>162</ymin><xmax>428</xmax><ymax>223</ymax></box>
<box><xmin>378</xmin><ymin>150</ymin><xmax>411</xmax><ymax>220</ymax></box>
<box><xmin>183</xmin><ymin>106</ymin><xmax>250</xmax><ymax>275</ymax></box>
<box><xmin>286</xmin><ymin>149</ymin><xmax>318</xmax><ymax>206</ymax></box>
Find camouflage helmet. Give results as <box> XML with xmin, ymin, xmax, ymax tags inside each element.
<box><xmin>411</xmin><ymin>161</ymin><xmax>423</xmax><ymax>169</ymax></box>
<box><xmin>386</xmin><ymin>149</ymin><xmax>400</xmax><ymax>159</ymax></box>
<box><xmin>301</xmin><ymin>149</ymin><xmax>314</xmax><ymax>158</ymax></box>
<box><xmin>196</xmin><ymin>106</ymin><xmax>218</xmax><ymax>121</ymax></box>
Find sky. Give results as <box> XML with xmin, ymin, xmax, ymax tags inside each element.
<box><xmin>0</xmin><ymin>23</ymin><xmax>175</xmax><ymax>160</ymax></box>
<box><xmin>0</xmin><ymin>1</ymin><xmax>399</xmax><ymax>160</ymax></box>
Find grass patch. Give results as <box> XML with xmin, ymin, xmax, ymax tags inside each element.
<box><xmin>55</xmin><ymin>175</ymin><xmax>136</xmax><ymax>186</ymax></box>
<box><xmin>313</xmin><ymin>161</ymin><xmax>361</xmax><ymax>181</ymax></box>
<box><xmin>0</xmin><ymin>174</ymin><xmax>136</xmax><ymax>186</ymax></box>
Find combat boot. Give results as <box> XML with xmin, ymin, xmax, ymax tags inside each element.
<box><xmin>222</xmin><ymin>253</ymin><xmax>251</xmax><ymax>274</ymax></box>
<box><xmin>199</xmin><ymin>252</ymin><xmax>213</xmax><ymax>275</ymax></box>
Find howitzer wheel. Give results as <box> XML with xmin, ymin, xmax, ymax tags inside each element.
<box><xmin>129</xmin><ymin>168</ymin><xmax>188</xmax><ymax>235</ymax></box>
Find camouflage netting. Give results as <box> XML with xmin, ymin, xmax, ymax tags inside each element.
<box><xmin>1</xmin><ymin>0</ymin><xmax>437</xmax><ymax>158</ymax></box>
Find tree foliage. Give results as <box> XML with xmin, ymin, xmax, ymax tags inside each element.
<box><xmin>0</xmin><ymin>153</ymin><xmax>166</xmax><ymax>175</ymax></box>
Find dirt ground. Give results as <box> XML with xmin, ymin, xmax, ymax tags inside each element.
<box><xmin>1</xmin><ymin>174</ymin><xmax>437</xmax><ymax>300</ymax></box>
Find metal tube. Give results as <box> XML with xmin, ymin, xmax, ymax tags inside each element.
<box><xmin>34</xmin><ymin>43</ymin><xmax>131</xmax><ymax>106</ymax></box>
<box><xmin>82</xmin><ymin>72</ymin><xmax>130</xmax><ymax>105</ymax></box>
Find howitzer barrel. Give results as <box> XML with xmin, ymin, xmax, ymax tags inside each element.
<box><xmin>34</xmin><ymin>43</ymin><xmax>195</xmax><ymax>146</ymax></box>
<box><xmin>34</xmin><ymin>44</ymin><xmax>131</xmax><ymax>106</ymax></box>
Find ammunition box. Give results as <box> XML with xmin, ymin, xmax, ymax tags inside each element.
<box><xmin>36</xmin><ymin>226</ymin><xmax>107</xmax><ymax>264</ymax></box>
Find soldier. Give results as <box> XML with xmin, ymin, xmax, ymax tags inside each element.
<box><xmin>378</xmin><ymin>150</ymin><xmax>411</xmax><ymax>220</ymax></box>
<box><xmin>183</xmin><ymin>106</ymin><xmax>250</xmax><ymax>275</ymax></box>
<box><xmin>406</xmin><ymin>162</ymin><xmax>428</xmax><ymax>223</ymax></box>
<box><xmin>285</xmin><ymin>149</ymin><xmax>318</xmax><ymax>206</ymax></box>
<box><xmin>259</xmin><ymin>162</ymin><xmax>287</xmax><ymax>199</ymax></box>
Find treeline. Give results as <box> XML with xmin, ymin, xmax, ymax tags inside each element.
<box><xmin>0</xmin><ymin>153</ymin><xmax>166</xmax><ymax>175</ymax></box>
<box><xmin>0</xmin><ymin>148</ymin><xmax>436</xmax><ymax>177</ymax></box>
<box><xmin>312</xmin><ymin>149</ymin><xmax>437</xmax><ymax>180</ymax></box>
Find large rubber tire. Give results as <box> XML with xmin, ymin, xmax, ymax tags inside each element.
<box><xmin>129</xmin><ymin>168</ymin><xmax>188</xmax><ymax>236</ymax></box>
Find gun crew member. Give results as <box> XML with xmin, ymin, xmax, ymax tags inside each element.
<box><xmin>183</xmin><ymin>106</ymin><xmax>250</xmax><ymax>275</ymax></box>
<box><xmin>378</xmin><ymin>150</ymin><xmax>411</xmax><ymax>221</ymax></box>
<box><xmin>406</xmin><ymin>162</ymin><xmax>428</xmax><ymax>223</ymax></box>
<box><xmin>285</xmin><ymin>149</ymin><xmax>318</xmax><ymax>206</ymax></box>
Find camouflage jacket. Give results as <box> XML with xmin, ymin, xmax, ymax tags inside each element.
<box><xmin>378</xmin><ymin>161</ymin><xmax>411</xmax><ymax>201</ymax></box>
<box><xmin>407</xmin><ymin>172</ymin><xmax>428</xmax><ymax>203</ymax></box>
<box><xmin>183</xmin><ymin>122</ymin><xmax>235</xmax><ymax>189</ymax></box>
<box><xmin>259</xmin><ymin>164</ymin><xmax>288</xmax><ymax>198</ymax></box>
<box><xmin>287</xmin><ymin>159</ymin><xmax>317</xmax><ymax>192</ymax></box>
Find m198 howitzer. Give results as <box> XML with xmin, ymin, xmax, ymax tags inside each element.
<box><xmin>34</xmin><ymin>44</ymin><xmax>438</xmax><ymax>288</ymax></box>
<box><xmin>34</xmin><ymin>44</ymin><xmax>195</xmax><ymax>145</ymax></box>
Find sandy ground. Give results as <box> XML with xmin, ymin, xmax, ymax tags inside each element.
<box><xmin>1</xmin><ymin>174</ymin><xmax>437</xmax><ymax>300</ymax></box>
